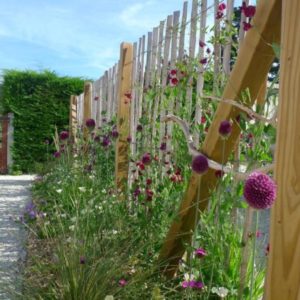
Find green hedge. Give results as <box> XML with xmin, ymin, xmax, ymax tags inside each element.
<box><xmin>0</xmin><ymin>70</ymin><xmax>84</xmax><ymax>172</ymax></box>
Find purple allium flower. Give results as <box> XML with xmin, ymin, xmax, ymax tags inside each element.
<box><xmin>53</xmin><ymin>151</ymin><xmax>61</xmax><ymax>158</ymax></box>
<box><xmin>127</xmin><ymin>136</ymin><xmax>132</xmax><ymax>143</ymax></box>
<box><xmin>94</xmin><ymin>135</ymin><xmax>100</xmax><ymax>142</ymax></box>
<box><xmin>119</xmin><ymin>279</ymin><xmax>127</xmax><ymax>287</ymax></box>
<box><xmin>142</xmin><ymin>153</ymin><xmax>151</xmax><ymax>165</ymax></box>
<box><xmin>243</xmin><ymin>172</ymin><xmax>276</xmax><ymax>209</ymax></box>
<box><xmin>137</xmin><ymin>124</ymin><xmax>143</xmax><ymax>132</ymax></box>
<box><xmin>192</xmin><ymin>155</ymin><xmax>209</xmax><ymax>174</ymax></box>
<box><xmin>85</xmin><ymin>118</ymin><xmax>96</xmax><ymax>129</ymax></box>
<box><xmin>133</xmin><ymin>188</ymin><xmax>141</xmax><ymax>198</ymax></box>
<box><xmin>182</xmin><ymin>281</ymin><xmax>189</xmax><ymax>289</ymax></box>
<box><xmin>219</xmin><ymin>120</ymin><xmax>232</xmax><ymax>137</ymax></box>
<box><xmin>102</xmin><ymin>136</ymin><xmax>111</xmax><ymax>147</ymax></box>
<box><xmin>194</xmin><ymin>248</ymin><xmax>207</xmax><ymax>258</ymax></box>
<box><xmin>159</xmin><ymin>142</ymin><xmax>167</xmax><ymax>151</ymax></box>
<box><xmin>59</xmin><ymin>131</ymin><xmax>69</xmax><ymax>140</ymax></box>
<box><xmin>111</xmin><ymin>129</ymin><xmax>119</xmax><ymax>138</ymax></box>
<box><xmin>79</xmin><ymin>256</ymin><xmax>86</xmax><ymax>264</ymax></box>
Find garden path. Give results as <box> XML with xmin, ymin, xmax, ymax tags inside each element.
<box><xmin>0</xmin><ymin>175</ymin><xmax>35</xmax><ymax>299</ymax></box>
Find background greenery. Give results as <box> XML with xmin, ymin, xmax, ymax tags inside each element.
<box><xmin>0</xmin><ymin>70</ymin><xmax>84</xmax><ymax>172</ymax></box>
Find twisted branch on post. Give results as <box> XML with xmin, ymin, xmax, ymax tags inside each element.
<box><xmin>162</xmin><ymin>114</ymin><xmax>274</xmax><ymax>180</ymax></box>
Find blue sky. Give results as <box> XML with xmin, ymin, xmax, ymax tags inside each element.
<box><xmin>0</xmin><ymin>0</ymin><xmax>244</xmax><ymax>80</ymax></box>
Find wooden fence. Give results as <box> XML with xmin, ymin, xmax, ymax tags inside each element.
<box><xmin>68</xmin><ymin>0</ymin><xmax>300</xmax><ymax>298</ymax></box>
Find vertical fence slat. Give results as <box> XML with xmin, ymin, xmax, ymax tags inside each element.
<box><xmin>223</xmin><ymin>0</ymin><xmax>234</xmax><ymax>75</ymax></box>
<box><xmin>186</xmin><ymin>0</ymin><xmax>198</xmax><ymax>118</ymax></box>
<box><xmin>115</xmin><ymin>43</ymin><xmax>133</xmax><ymax>191</ymax></box>
<box><xmin>178</xmin><ymin>1</ymin><xmax>188</xmax><ymax>60</ymax></box>
<box><xmin>213</xmin><ymin>0</ymin><xmax>221</xmax><ymax>93</ymax></box>
<box><xmin>145</xmin><ymin>32</ymin><xmax>153</xmax><ymax>89</ymax></box>
<box><xmin>130</xmin><ymin>42</ymin><xmax>138</xmax><ymax>156</ymax></box>
<box><xmin>83</xmin><ymin>82</ymin><xmax>92</xmax><ymax>139</ymax></box>
<box><xmin>152</xmin><ymin>21</ymin><xmax>165</xmax><ymax>144</ymax></box>
<box><xmin>69</xmin><ymin>95</ymin><xmax>77</xmax><ymax>140</ymax></box>
<box><xmin>194</xmin><ymin>0</ymin><xmax>208</xmax><ymax>147</ymax></box>
<box><xmin>166</xmin><ymin>10</ymin><xmax>180</xmax><ymax>162</ymax></box>
<box><xmin>159</xmin><ymin>15</ymin><xmax>173</xmax><ymax>156</ymax></box>
<box><xmin>137</xmin><ymin>35</ymin><xmax>146</xmax><ymax>121</ymax></box>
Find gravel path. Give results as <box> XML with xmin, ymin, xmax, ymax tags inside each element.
<box><xmin>0</xmin><ymin>175</ymin><xmax>35</xmax><ymax>299</ymax></box>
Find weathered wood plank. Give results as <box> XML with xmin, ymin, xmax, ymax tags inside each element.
<box><xmin>158</xmin><ymin>0</ymin><xmax>281</xmax><ymax>277</ymax></box>
<box><xmin>115</xmin><ymin>43</ymin><xmax>133</xmax><ymax>191</ymax></box>
<box><xmin>194</xmin><ymin>0</ymin><xmax>208</xmax><ymax>147</ymax></box>
<box><xmin>159</xmin><ymin>15</ymin><xmax>173</xmax><ymax>157</ymax></box>
<box><xmin>264</xmin><ymin>1</ymin><xmax>300</xmax><ymax>298</ymax></box>
<box><xmin>83</xmin><ymin>82</ymin><xmax>92</xmax><ymax>139</ymax></box>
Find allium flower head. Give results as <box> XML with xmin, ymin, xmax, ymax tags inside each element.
<box><xmin>102</xmin><ymin>136</ymin><xmax>111</xmax><ymax>147</ymax></box>
<box><xmin>159</xmin><ymin>142</ymin><xmax>167</xmax><ymax>151</ymax></box>
<box><xmin>199</xmin><ymin>40</ymin><xmax>206</xmax><ymax>48</ymax></box>
<box><xmin>192</xmin><ymin>155</ymin><xmax>209</xmax><ymax>174</ymax></box>
<box><xmin>243</xmin><ymin>21</ymin><xmax>252</xmax><ymax>31</ymax></box>
<box><xmin>142</xmin><ymin>153</ymin><xmax>151</xmax><ymax>165</ymax></box>
<box><xmin>170</xmin><ymin>77</ymin><xmax>179</xmax><ymax>86</ymax></box>
<box><xmin>79</xmin><ymin>256</ymin><xmax>86</xmax><ymax>264</ymax></box>
<box><xmin>243</xmin><ymin>172</ymin><xmax>276</xmax><ymax>209</ymax></box>
<box><xmin>111</xmin><ymin>129</ymin><xmax>119</xmax><ymax>138</ymax></box>
<box><xmin>219</xmin><ymin>120</ymin><xmax>232</xmax><ymax>137</ymax></box>
<box><xmin>85</xmin><ymin>118</ymin><xmax>96</xmax><ymax>129</ymax></box>
<box><xmin>218</xmin><ymin>3</ymin><xmax>226</xmax><ymax>10</ymax></box>
<box><xmin>59</xmin><ymin>131</ymin><xmax>69</xmax><ymax>140</ymax></box>
<box><xmin>137</xmin><ymin>124</ymin><xmax>143</xmax><ymax>132</ymax></box>
<box><xmin>54</xmin><ymin>151</ymin><xmax>61</xmax><ymax>158</ymax></box>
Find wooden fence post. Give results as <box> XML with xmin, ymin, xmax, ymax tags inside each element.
<box><xmin>264</xmin><ymin>1</ymin><xmax>300</xmax><ymax>298</ymax></box>
<box><xmin>69</xmin><ymin>95</ymin><xmax>77</xmax><ymax>141</ymax></box>
<box><xmin>158</xmin><ymin>0</ymin><xmax>281</xmax><ymax>277</ymax></box>
<box><xmin>83</xmin><ymin>82</ymin><xmax>92</xmax><ymax>139</ymax></box>
<box><xmin>115</xmin><ymin>42</ymin><xmax>133</xmax><ymax>191</ymax></box>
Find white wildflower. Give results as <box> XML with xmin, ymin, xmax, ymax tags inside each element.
<box><xmin>211</xmin><ymin>287</ymin><xmax>229</xmax><ymax>298</ymax></box>
<box><xmin>56</xmin><ymin>189</ymin><xmax>63</xmax><ymax>193</ymax></box>
<box><xmin>78</xmin><ymin>187</ymin><xmax>86</xmax><ymax>192</ymax></box>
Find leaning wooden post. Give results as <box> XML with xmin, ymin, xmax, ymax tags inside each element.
<box><xmin>158</xmin><ymin>0</ymin><xmax>281</xmax><ymax>277</ymax></box>
<box><xmin>69</xmin><ymin>95</ymin><xmax>77</xmax><ymax>142</ymax></box>
<box><xmin>115</xmin><ymin>42</ymin><xmax>133</xmax><ymax>191</ymax></box>
<box><xmin>264</xmin><ymin>1</ymin><xmax>300</xmax><ymax>299</ymax></box>
<box><xmin>83</xmin><ymin>82</ymin><xmax>92</xmax><ymax>140</ymax></box>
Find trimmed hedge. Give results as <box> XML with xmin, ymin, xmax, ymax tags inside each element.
<box><xmin>0</xmin><ymin>70</ymin><xmax>84</xmax><ymax>172</ymax></box>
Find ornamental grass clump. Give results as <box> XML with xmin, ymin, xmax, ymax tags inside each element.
<box><xmin>243</xmin><ymin>172</ymin><xmax>276</xmax><ymax>209</ymax></box>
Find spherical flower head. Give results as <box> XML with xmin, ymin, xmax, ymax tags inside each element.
<box><xmin>216</xmin><ymin>11</ymin><xmax>224</xmax><ymax>19</ymax></box>
<box><xmin>85</xmin><ymin>118</ymin><xmax>96</xmax><ymax>130</ymax></box>
<box><xmin>102</xmin><ymin>136</ymin><xmax>111</xmax><ymax>148</ymax></box>
<box><xmin>79</xmin><ymin>256</ymin><xmax>86</xmax><ymax>264</ymax></box>
<box><xmin>219</xmin><ymin>120</ymin><xmax>232</xmax><ymax>138</ymax></box>
<box><xmin>146</xmin><ymin>189</ymin><xmax>153</xmax><ymax>201</ymax></box>
<box><xmin>243</xmin><ymin>5</ymin><xmax>256</xmax><ymax>18</ymax></box>
<box><xmin>218</xmin><ymin>3</ymin><xmax>226</xmax><ymax>10</ymax></box>
<box><xmin>200</xmin><ymin>57</ymin><xmax>208</xmax><ymax>65</ymax></box>
<box><xmin>243</xmin><ymin>21</ymin><xmax>252</xmax><ymax>31</ymax></box>
<box><xmin>243</xmin><ymin>172</ymin><xmax>276</xmax><ymax>209</ymax></box>
<box><xmin>111</xmin><ymin>129</ymin><xmax>119</xmax><ymax>138</ymax></box>
<box><xmin>53</xmin><ymin>151</ymin><xmax>61</xmax><ymax>158</ymax></box>
<box><xmin>199</xmin><ymin>40</ymin><xmax>206</xmax><ymax>48</ymax></box>
<box><xmin>59</xmin><ymin>131</ymin><xmax>69</xmax><ymax>140</ymax></box>
<box><xmin>127</xmin><ymin>136</ymin><xmax>132</xmax><ymax>143</ymax></box>
<box><xmin>194</xmin><ymin>248</ymin><xmax>207</xmax><ymax>258</ymax></box>
<box><xmin>215</xmin><ymin>170</ymin><xmax>225</xmax><ymax>178</ymax></box>
<box><xmin>137</xmin><ymin>124</ymin><xmax>143</xmax><ymax>132</ymax></box>
<box><xmin>146</xmin><ymin>178</ymin><xmax>152</xmax><ymax>185</ymax></box>
<box><xmin>169</xmin><ymin>69</ymin><xmax>177</xmax><ymax>77</ymax></box>
<box><xmin>192</xmin><ymin>155</ymin><xmax>209</xmax><ymax>174</ymax></box>
<box><xmin>159</xmin><ymin>142</ymin><xmax>167</xmax><ymax>151</ymax></box>
<box><xmin>170</xmin><ymin>77</ymin><xmax>179</xmax><ymax>86</ymax></box>
<box><xmin>142</xmin><ymin>153</ymin><xmax>151</xmax><ymax>165</ymax></box>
